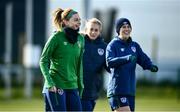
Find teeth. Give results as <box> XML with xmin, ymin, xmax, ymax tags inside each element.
<box><xmin>124</xmin><ymin>32</ymin><xmax>129</xmax><ymax>35</ymax></box>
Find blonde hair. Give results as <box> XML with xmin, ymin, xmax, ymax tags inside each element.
<box><xmin>85</xmin><ymin>18</ymin><xmax>102</xmax><ymax>31</ymax></box>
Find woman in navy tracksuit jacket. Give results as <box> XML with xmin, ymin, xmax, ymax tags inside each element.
<box><xmin>81</xmin><ymin>18</ymin><xmax>110</xmax><ymax>111</ymax></box>
<box><xmin>106</xmin><ymin>18</ymin><xmax>158</xmax><ymax>111</ymax></box>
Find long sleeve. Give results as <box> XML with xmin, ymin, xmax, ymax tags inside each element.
<box><xmin>39</xmin><ymin>35</ymin><xmax>58</xmax><ymax>88</ymax></box>
<box><xmin>104</xmin><ymin>61</ymin><xmax>111</xmax><ymax>73</ymax></box>
<box><xmin>106</xmin><ymin>44</ymin><xmax>129</xmax><ymax>68</ymax></box>
<box><xmin>77</xmin><ymin>36</ymin><xmax>84</xmax><ymax>97</ymax></box>
<box><xmin>136</xmin><ymin>43</ymin><xmax>153</xmax><ymax>70</ymax></box>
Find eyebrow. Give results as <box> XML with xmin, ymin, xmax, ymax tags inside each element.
<box><xmin>74</xmin><ymin>17</ymin><xmax>81</xmax><ymax>20</ymax></box>
<box><xmin>90</xmin><ymin>28</ymin><xmax>98</xmax><ymax>30</ymax></box>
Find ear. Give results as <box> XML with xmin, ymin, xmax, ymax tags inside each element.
<box><xmin>63</xmin><ymin>19</ymin><xmax>68</xmax><ymax>26</ymax></box>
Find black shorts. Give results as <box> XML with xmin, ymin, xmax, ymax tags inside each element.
<box><xmin>108</xmin><ymin>95</ymin><xmax>135</xmax><ymax>111</ymax></box>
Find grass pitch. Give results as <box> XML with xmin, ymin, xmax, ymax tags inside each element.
<box><xmin>0</xmin><ymin>97</ymin><xmax>180</xmax><ymax>111</ymax></box>
<box><xmin>0</xmin><ymin>86</ymin><xmax>180</xmax><ymax>111</ymax></box>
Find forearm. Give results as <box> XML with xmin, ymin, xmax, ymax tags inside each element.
<box><xmin>39</xmin><ymin>60</ymin><xmax>55</xmax><ymax>88</ymax></box>
<box><xmin>107</xmin><ymin>55</ymin><xmax>130</xmax><ymax>68</ymax></box>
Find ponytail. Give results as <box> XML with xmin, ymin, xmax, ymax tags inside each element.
<box><xmin>53</xmin><ymin>8</ymin><xmax>64</xmax><ymax>30</ymax></box>
<box><xmin>53</xmin><ymin>8</ymin><xmax>78</xmax><ymax>30</ymax></box>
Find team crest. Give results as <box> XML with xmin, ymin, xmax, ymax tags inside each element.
<box><xmin>121</xmin><ymin>48</ymin><xmax>125</xmax><ymax>52</ymax></box>
<box><xmin>77</xmin><ymin>41</ymin><xmax>81</xmax><ymax>48</ymax></box>
<box><xmin>120</xmin><ymin>97</ymin><xmax>127</xmax><ymax>103</ymax></box>
<box><xmin>64</xmin><ymin>42</ymin><xmax>68</xmax><ymax>45</ymax></box>
<box><xmin>131</xmin><ymin>46</ymin><xmax>136</xmax><ymax>53</ymax></box>
<box><xmin>97</xmin><ymin>48</ymin><xmax>104</xmax><ymax>56</ymax></box>
<box><xmin>58</xmin><ymin>89</ymin><xmax>64</xmax><ymax>95</ymax></box>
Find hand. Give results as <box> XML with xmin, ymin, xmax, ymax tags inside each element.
<box><xmin>150</xmin><ymin>65</ymin><xmax>158</xmax><ymax>72</ymax></box>
<box><xmin>49</xmin><ymin>86</ymin><xmax>57</xmax><ymax>92</ymax></box>
<box><xmin>129</xmin><ymin>55</ymin><xmax>137</xmax><ymax>63</ymax></box>
<box><xmin>78</xmin><ymin>88</ymin><xmax>84</xmax><ymax>98</ymax></box>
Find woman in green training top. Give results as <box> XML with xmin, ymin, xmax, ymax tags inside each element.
<box><xmin>39</xmin><ymin>8</ymin><xmax>84</xmax><ymax>111</ymax></box>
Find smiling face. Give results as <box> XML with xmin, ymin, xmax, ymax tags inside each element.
<box><xmin>85</xmin><ymin>23</ymin><xmax>101</xmax><ymax>40</ymax></box>
<box><xmin>119</xmin><ymin>24</ymin><xmax>132</xmax><ymax>41</ymax></box>
<box><xmin>63</xmin><ymin>13</ymin><xmax>81</xmax><ymax>30</ymax></box>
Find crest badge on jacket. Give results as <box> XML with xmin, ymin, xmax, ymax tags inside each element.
<box><xmin>131</xmin><ymin>46</ymin><xmax>136</xmax><ymax>53</ymax></box>
<box><xmin>97</xmin><ymin>48</ymin><xmax>104</xmax><ymax>56</ymax></box>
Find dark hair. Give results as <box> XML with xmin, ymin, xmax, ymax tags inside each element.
<box><xmin>115</xmin><ymin>18</ymin><xmax>132</xmax><ymax>35</ymax></box>
<box><xmin>53</xmin><ymin>8</ymin><xmax>77</xmax><ymax>30</ymax></box>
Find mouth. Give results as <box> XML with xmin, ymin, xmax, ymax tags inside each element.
<box><xmin>90</xmin><ymin>34</ymin><xmax>97</xmax><ymax>38</ymax></box>
<box><xmin>74</xmin><ymin>25</ymin><xmax>79</xmax><ymax>29</ymax></box>
<box><xmin>123</xmin><ymin>31</ymin><xmax>130</xmax><ymax>35</ymax></box>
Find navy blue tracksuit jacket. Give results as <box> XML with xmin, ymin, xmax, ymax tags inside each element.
<box><xmin>106</xmin><ymin>36</ymin><xmax>154</xmax><ymax>97</ymax></box>
<box><xmin>82</xmin><ymin>35</ymin><xmax>109</xmax><ymax>100</ymax></box>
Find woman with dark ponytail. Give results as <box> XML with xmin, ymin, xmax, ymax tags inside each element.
<box><xmin>39</xmin><ymin>8</ymin><xmax>84</xmax><ymax>111</ymax></box>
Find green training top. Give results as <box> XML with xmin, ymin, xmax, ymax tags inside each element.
<box><xmin>39</xmin><ymin>30</ymin><xmax>84</xmax><ymax>93</ymax></box>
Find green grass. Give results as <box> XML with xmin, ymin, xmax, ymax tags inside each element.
<box><xmin>94</xmin><ymin>97</ymin><xmax>180</xmax><ymax>111</ymax></box>
<box><xmin>0</xmin><ymin>97</ymin><xmax>180</xmax><ymax>111</ymax></box>
<box><xmin>0</xmin><ymin>86</ymin><xmax>180</xmax><ymax>111</ymax></box>
<box><xmin>0</xmin><ymin>99</ymin><xmax>44</xmax><ymax>111</ymax></box>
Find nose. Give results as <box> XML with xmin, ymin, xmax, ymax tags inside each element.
<box><xmin>92</xmin><ymin>29</ymin><xmax>97</xmax><ymax>34</ymax></box>
<box><xmin>78</xmin><ymin>19</ymin><xmax>81</xmax><ymax>24</ymax></box>
<box><xmin>77</xmin><ymin>21</ymin><xmax>81</xmax><ymax>27</ymax></box>
<box><xmin>91</xmin><ymin>30</ymin><xmax>95</xmax><ymax>33</ymax></box>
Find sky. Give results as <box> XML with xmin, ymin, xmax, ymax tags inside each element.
<box><xmin>48</xmin><ymin>0</ymin><xmax>180</xmax><ymax>62</ymax></box>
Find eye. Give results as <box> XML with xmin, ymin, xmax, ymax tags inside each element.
<box><xmin>122</xmin><ymin>25</ymin><xmax>131</xmax><ymax>29</ymax></box>
<box><xmin>74</xmin><ymin>18</ymin><xmax>81</xmax><ymax>22</ymax></box>
<box><xmin>127</xmin><ymin>25</ymin><xmax>131</xmax><ymax>29</ymax></box>
<box><xmin>90</xmin><ymin>28</ymin><xmax>99</xmax><ymax>32</ymax></box>
<box><xmin>90</xmin><ymin>28</ymin><xmax>93</xmax><ymax>31</ymax></box>
<box><xmin>122</xmin><ymin>25</ymin><xmax>126</xmax><ymax>29</ymax></box>
<box><xmin>94</xmin><ymin>29</ymin><xmax>98</xmax><ymax>32</ymax></box>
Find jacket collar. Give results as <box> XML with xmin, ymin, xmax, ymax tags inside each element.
<box><xmin>115</xmin><ymin>36</ymin><xmax>132</xmax><ymax>45</ymax></box>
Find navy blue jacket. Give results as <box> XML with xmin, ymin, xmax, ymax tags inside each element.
<box><xmin>82</xmin><ymin>35</ymin><xmax>109</xmax><ymax>100</ymax></box>
<box><xmin>106</xmin><ymin>36</ymin><xmax>153</xmax><ymax>97</ymax></box>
